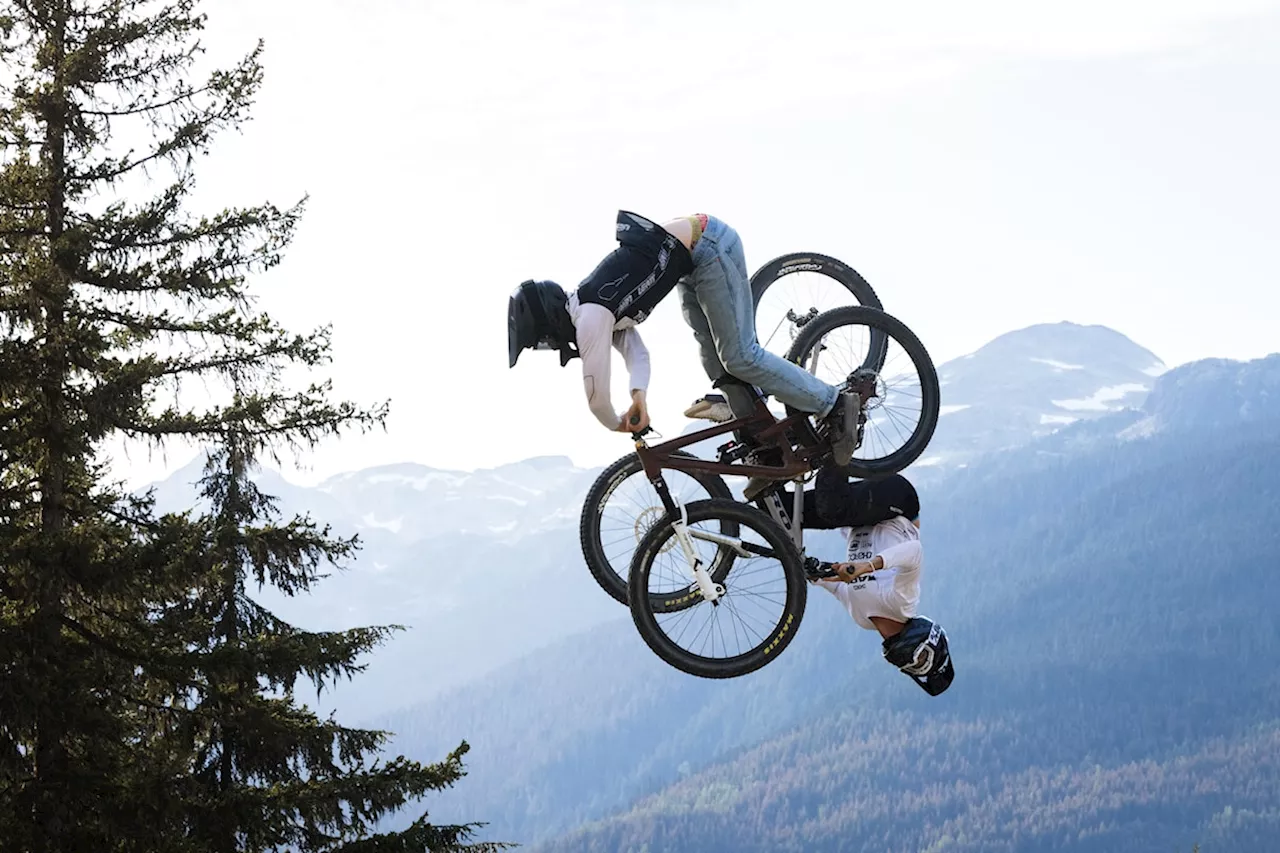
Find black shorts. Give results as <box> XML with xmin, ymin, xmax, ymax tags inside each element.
<box><xmin>788</xmin><ymin>470</ymin><xmax>920</xmax><ymax>530</ymax></box>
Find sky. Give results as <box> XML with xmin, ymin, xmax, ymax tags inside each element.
<box><xmin>100</xmin><ymin>0</ymin><xmax>1280</xmax><ymax>488</ymax></box>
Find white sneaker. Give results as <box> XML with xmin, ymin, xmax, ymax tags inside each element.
<box><xmin>684</xmin><ymin>394</ymin><xmax>733</xmax><ymax>423</ymax></box>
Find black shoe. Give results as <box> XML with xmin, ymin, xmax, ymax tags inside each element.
<box><xmin>742</xmin><ymin>446</ymin><xmax>785</xmax><ymax>501</ymax></box>
<box><xmin>743</xmin><ymin>477</ymin><xmax>775</xmax><ymax>501</ymax></box>
<box><xmin>820</xmin><ymin>392</ymin><xmax>857</xmax><ymax>467</ymax></box>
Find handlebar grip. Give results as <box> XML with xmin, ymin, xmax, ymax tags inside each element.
<box><xmin>629</xmin><ymin>414</ymin><xmax>640</xmax><ymax>425</ymax></box>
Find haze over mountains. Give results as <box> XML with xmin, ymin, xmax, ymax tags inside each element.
<box><xmin>145</xmin><ymin>321</ymin><xmax>1180</xmax><ymax>718</ymax></box>
<box><xmin>143</xmin><ymin>321</ymin><xmax>1280</xmax><ymax>851</ymax></box>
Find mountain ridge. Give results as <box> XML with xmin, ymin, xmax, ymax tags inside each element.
<box><xmin>132</xmin><ymin>323</ymin><xmax>1264</xmax><ymax>721</ymax></box>
<box><xmin>366</xmin><ymin>348</ymin><xmax>1280</xmax><ymax>850</ymax></box>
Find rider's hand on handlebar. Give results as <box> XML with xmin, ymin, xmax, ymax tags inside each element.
<box><xmin>616</xmin><ymin>390</ymin><xmax>650</xmax><ymax>433</ymax></box>
<box><xmin>833</xmin><ymin>561</ymin><xmax>876</xmax><ymax>583</ymax></box>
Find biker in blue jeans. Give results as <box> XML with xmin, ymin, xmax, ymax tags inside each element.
<box><xmin>507</xmin><ymin>210</ymin><xmax>858</xmax><ymax>491</ymax></box>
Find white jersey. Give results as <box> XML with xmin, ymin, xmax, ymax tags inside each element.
<box><xmin>815</xmin><ymin>515</ymin><xmax>922</xmax><ymax>631</ymax></box>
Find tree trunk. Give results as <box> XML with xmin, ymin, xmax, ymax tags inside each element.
<box><xmin>33</xmin><ymin>3</ymin><xmax>72</xmax><ymax>850</ymax></box>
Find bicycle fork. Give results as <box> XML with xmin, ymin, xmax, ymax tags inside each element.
<box><xmin>671</xmin><ymin>501</ymin><xmax>725</xmax><ymax>605</ymax></box>
<box><xmin>643</xmin><ymin>461</ymin><xmax>726</xmax><ymax>605</ymax></box>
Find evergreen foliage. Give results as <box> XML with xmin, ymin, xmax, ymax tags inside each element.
<box><xmin>0</xmin><ymin>1</ymin><xmax>504</xmax><ymax>850</ymax></box>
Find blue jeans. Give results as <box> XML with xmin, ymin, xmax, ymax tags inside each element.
<box><xmin>677</xmin><ymin>216</ymin><xmax>839</xmax><ymax>419</ymax></box>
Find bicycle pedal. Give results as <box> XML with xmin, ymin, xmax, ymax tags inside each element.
<box><xmin>803</xmin><ymin>557</ymin><xmax>836</xmax><ymax>580</ymax></box>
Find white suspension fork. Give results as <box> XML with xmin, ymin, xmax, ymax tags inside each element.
<box><xmin>670</xmin><ymin>499</ymin><xmax>725</xmax><ymax>603</ymax></box>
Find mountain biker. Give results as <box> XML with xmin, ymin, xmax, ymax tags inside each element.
<box><xmin>507</xmin><ymin>210</ymin><xmax>861</xmax><ymax>467</ymax></box>
<box><xmin>789</xmin><ymin>467</ymin><xmax>954</xmax><ymax>696</ymax></box>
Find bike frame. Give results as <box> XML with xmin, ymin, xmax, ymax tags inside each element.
<box><xmin>625</xmin><ymin>335</ymin><xmax>879</xmax><ymax>598</ymax></box>
<box><xmin>630</xmin><ymin>393</ymin><xmax>820</xmax><ymax>555</ymax></box>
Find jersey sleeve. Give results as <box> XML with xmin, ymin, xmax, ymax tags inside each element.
<box><xmin>876</xmin><ymin>539</ymin><xmax>922</xmax><ymax>578</ymax></box>
<box><xmin>613</xmin><ymin>327</ymin><xmax>650</xmax><ymax>393</ymax></box>
<box><xmin>575</xmin><ymin>303</ymin><xmax>621</xmax><ymax>430</ymax></box>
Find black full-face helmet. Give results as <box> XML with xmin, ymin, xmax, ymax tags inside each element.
<box><xmin>507</xmin><ymin>279</ymin><xmax>577</xmax><ymax>368</ymax></box>
<box><xmin>882</xmin><ymin>616</ymin><xmax>954</xmax><ymax>696</ymax></box>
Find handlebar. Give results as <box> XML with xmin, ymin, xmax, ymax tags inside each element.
<box><xmin>628</xmin><ymin>414</ymin><xmax>652</xmax><ymax>439</ymax></box>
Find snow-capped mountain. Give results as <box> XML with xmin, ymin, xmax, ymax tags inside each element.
<box><xmin>312</xmin><ymin>456</ymin><xmax>598</xmax><ymax>543</ymax></box>
<box><xmin>149</xmin><ymin>455</ymin><xmax>600</xmax><ymax>546</ymax></box>
<box><xmin>145</xmin><ymin>455</ymin><xmax>622</xmax><ymax>720</ymax></box>
<box><xmin>1126</xmin><ymin>352</ymin><xmax>1280</xmax><ymax>435</ymax></box>
<box><xmin>921</xmin><ymin>321</ymin><xmax>1167</xmax><ymax>468</ymax></box>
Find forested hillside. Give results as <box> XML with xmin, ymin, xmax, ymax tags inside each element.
<box><xmin>532</xmin><ymin>424</ymin><xmax>1280</xmax><ymax>852</ymax></box>
<box><xmin>377</xmin><ymin>356</ymin><xmax>1280</xmax><ymax>852</ymax></box>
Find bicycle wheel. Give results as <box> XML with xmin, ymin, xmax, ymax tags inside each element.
<box><xmin>784</xmin><ymin>305</ymin><xmax>940</xmax><ymax>478</ymax></box>
<box><xmin>751</xmin><ymin>252</ymin><xmax>883</xmax><ymax>361</ymax></box>
<box><xmin>628</xmin><ymin>499</ymin><xmax>807</xmax><ymax>679</ymax></box>
<box><xmin>580</xmin><ymin>451</ymin><xmax>737</xmax><ymax>606</ymax></box>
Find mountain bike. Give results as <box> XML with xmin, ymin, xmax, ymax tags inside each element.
<box><xmin>578</xmin><ymin>252</ymin><xmax>886</xmax><ymax>603</ymax></box>
<box><xmin>583</xmin><ymin>306</ymin><xmax>940</xmax><ymax>678</ymax></box>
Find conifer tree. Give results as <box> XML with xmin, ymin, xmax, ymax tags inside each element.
<box><xmin>0</xmin><ymin>1</ymin><xmax>503</xmax><ymax>850</ymax></box>
<box><xmin>149</xmin><ymin>414</ymin><xmax>507</xmax><ymax>852</ymax></box>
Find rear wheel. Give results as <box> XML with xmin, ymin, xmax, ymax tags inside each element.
<box><xmin>751</xmin><ymin>252</ymin><xmax>883</xmax><ymax>362</ymax></box>
<box><xmin>579</xmin><ymin>451</ymin><xmax>736</xmax><ymax>606</ymax></box>
<box><xmin>627</xmin><ymin>499</ymin><xmax>807</xmax><ymax>679</ymax></box>
<box><xmin>784</xmin><ymin>305</ymin><xmax>940</xmax><ymax>478</ymax></box>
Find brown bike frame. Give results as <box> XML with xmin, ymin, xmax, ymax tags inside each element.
<box><xmin>626</xmin><ymin>364</ymin><xmax>881</xmax><ymax>540</ymax></box>
<box><xmin>629</xmin><ymin>394</ymin><xmax>824</xmax><ymax>520</ymax></box>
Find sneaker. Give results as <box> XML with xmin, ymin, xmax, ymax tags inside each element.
<box><xmin>743</xmin><ymin>477</ymin><xmax>778</xmax><ymax>501</ymax></box>
<box><xmin>820</xmin><ymin>391</ymin><xmax>858</xmax><ymax>467</ymax></box>
<box><xmin>684</xmin><ymin>393</ymin><xmax>733</xmax><ymax>423</ymax></box>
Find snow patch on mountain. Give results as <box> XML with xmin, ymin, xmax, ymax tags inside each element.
<box><xmin>363</xmin><ymin>471</ymin><xmax>470</xmax><ymax>491</ymax></box>
<box><xmin>1117</xmin><ymin>416</ymin><xmax>1160</xmax><ymax>441</ymax></box>
<box><xmin>1030</xmin><ymin>357</ymin><xmax>1084</xmax><ymax>371</ymax></box>
<box><xmin>1050</xmin><ymin>382</ymin><xmax>1148</xmax><ymax>412</ymax></box>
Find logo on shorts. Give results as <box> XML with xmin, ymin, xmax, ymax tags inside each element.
<box><xmin>901</xmin><ymin>644</ymin><xmax>935</xmax><ymax>676</ymax></box>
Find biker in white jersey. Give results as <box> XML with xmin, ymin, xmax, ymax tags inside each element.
<box><xmin>784</xmin><ymin>468</ymin><xmax>955</xmax><ymax>696</ymax></box>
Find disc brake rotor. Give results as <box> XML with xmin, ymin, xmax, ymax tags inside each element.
<box><xmin>635</xmin><ymin>505</ymin><xmax>677</xmax><ymax>554</ymax></box>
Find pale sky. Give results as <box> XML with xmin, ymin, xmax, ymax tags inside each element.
<box><xmin>103</xmin><ymin>0</ymin><xmax>1280</xmax><ymax>488</ymax></box>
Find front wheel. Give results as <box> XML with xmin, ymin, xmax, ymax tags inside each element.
<box><xmin>579</xmin><ymin>451</ymin><xmax>736</xmax><ymax>606</ymax></box>
<box><xmin>628</xmin><ymin>499</ymin><xmax>807</xmax><ymax>679</ymax></box>
<box><xmin>784</xmin><ymin>305</ymin><xmax>940</xmax><ymax>478</ymax></box>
